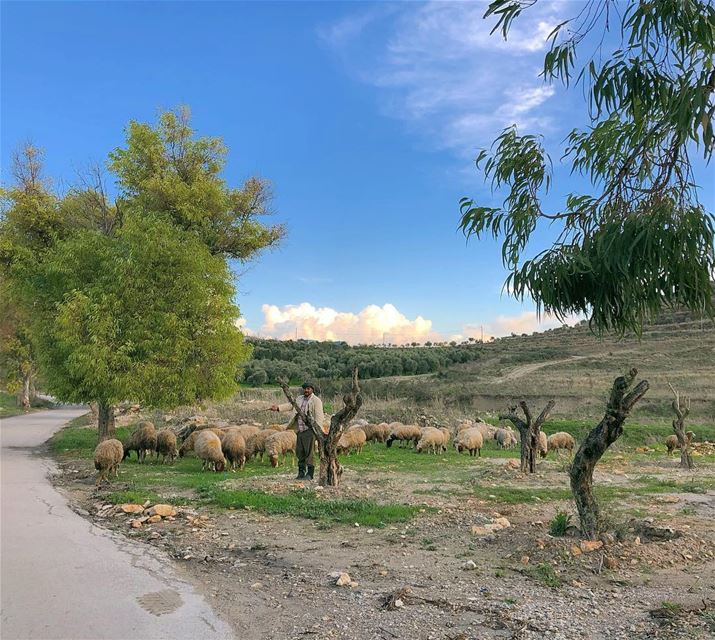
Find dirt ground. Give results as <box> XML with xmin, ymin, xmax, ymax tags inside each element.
<box><xmin>51</xmin><ymin>447</ymin><xmax>715</xmax><ymax>640</ymax></box>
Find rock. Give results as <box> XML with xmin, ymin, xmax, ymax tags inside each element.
<box><xmin>520</xmin><ymin>555</ymin><xmax>530</xmax><ymax>565</ymax></box>
<box><xmin>463</xmin><ymin>560</ymin><xmax>477</xmax><ymax>571</ymax></box>
<box><xmin>146</xmin><ymin>514</ymin><xmax>162</xmax><ymax>524</ymax></box>
<box><xmin>634</xmin><ymin>536</ymin><xmax>641</xmax><ymax>545</ymax></box>
<box><xmin>570</xmin><ymin>545</ymin><xmax>582</xmax><ymax>556</ymax></box>
<box><xmin>471</xmin><ymin>526</ymin><xmax>491</xmax><ymax>536</ymax></box>
<box><xmin>604</xmin><ymin>557</ymin><xmax>619</xmax><ymax>570</ymax></box>
<box><xmin>580</xmin><ymin>540</ymin><xmax>604</xmax><ymax>553</ymax></box>
<box><xmin>130</xmin><ymin>519</ymin><xmax>143</xmax><ymax>528</ymax></box>
<box><xmin>394</xmin><ymin>598</ymin><xmax>404</xmax><ymax>608</ymax></box>
<box><xmin>504</xmin><ymin>459</ymin><xmax>519</xmax><ymax>469</ymax></box>
<box><xmin>121</xmin><ymin>503</ymin><xmax>144</xmax><ymax>514</ymax></box>
<box><xmin>493</xmin><ymin>517</ymin><xmax>511</xmax><ymax>529</ymax></box>
<box><xmin>335</xmin><ymin>573</ymin><xmax>352</xmax><ymax>586</ymax></box>
<box><xmin>148</xmin><ymin>504</ymin><xmax>177</xmax><ymax>517</ymax></box>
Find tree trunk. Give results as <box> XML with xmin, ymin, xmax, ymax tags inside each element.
<box><xmin>18</xmin><ymin>372</ymin><xmax>32</xmax><ymax>411</ymax></box>
<box><xmin>319</xmin><ymin>436</ymin><xmax>342</xmax><ymax>487</ymax></box>
<box><xmin>668</xmin><ymin>384</ymin><xmax>693</xmax><ymax>470</ymax></box>
<box><xmin>97</xmin><ymin>401</ymin><xmax>116</xmax><ymax>441</ymax></box>
<box><xmin>501</xmin><ymin>400</ymin><xmax>554</xmax><ymax>474</ymax></box>
<box><xmin>570</xmin><ymin>369</ymin><xmax>648</xmax><ymax>538</ymax></box>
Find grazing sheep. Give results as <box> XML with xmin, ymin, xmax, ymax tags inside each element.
<box><xmin>337</xmin><ymin>428</ymin><xmax>367</xmax><ymax>455</ymax></box>
<box><xmin>94</xmin><ymin>439</ymin><xmax>124</xmax><ymax>485</ymax></box>
<box><xmin>155</xmin><ymin>429</ymin><xmax>178</xmax><ymax>464</ymax></box>
<box><xmin>245</xmin><ymin>429</ymin><xmax>277</xmax><ymax>461</ymax></box>
<box><xmin>265</xmin><ymin>431</ymin><xmax>297</xmax><ymax>468</ymax></box>
<box><xmin>226</xmin><ymin>424</ymin><xmax>261</xmax><ymax>441</ymax></box>
<box><xmin>348</xmin><ymin>422</ymin><xmax>389</xmax><ymax>444</ymax></box>
<box><xmin>416</xmin><ymin>427</ymin><xmax>444</xmax><ymax>454</ymax></box>
<box><xmin>547</xmin><ymin>432</ymin><xmax>576</xmax><ymax>455</ymax></box>
<box><xmin>665</xmin><ymin>431</ymin><xmax>695</xmax><ymax>455</ymax></box>
<box><xmin>123</xmin><ymin>421</ymin><xmax>158</xmax><ymax>463</ymax></box>
<box><xmin>179</xmin><ymin>428</ymin><xmax>225</xmax><ymax>458</ymax></box>
<box><xmin>194</xmin><ymin>431</ymin><xmax>226</xmax><ymax>472</ymax></box>
<box><xmin>454</xmin><ymin>428</ymin><xmax>484</xmax><ymax>457</ymax></box>
<box><xmin>222</xmin><ymin>430</ymin><xmax>247</xmax><ymax>471</ymax></box>
<box><xmin>437</xmin><ymin>426</ymin><xmax>451</xmax><ymax>452</ymax></box>
<box><xmin>265</xmin><ymin>423</ymin><xmax>287</xmax><ymax>432</ymax></box>
<box><xmin>386</xmin><ymin>424</ymin><xmax>421</xmax><ymax>448</ymax></box>
<box><xmin>537</xmin><ymin>431</ymin><xmax>548</xmax><ymax>458</ymax></box>
<box><xmin>494</xmin><ymin>428</ymin><xmax>518</xmax><ymax>449</ymax></box>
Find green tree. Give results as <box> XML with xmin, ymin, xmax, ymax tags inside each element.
<box><xmin>460</xmin><ymin>0</ymin><xmax>715</xmax><ymax>335</ymax></box>
<box><xmin>1</xmin><ymin>111</ymin><xmax>280</xmax><ymax>440</ymax></box>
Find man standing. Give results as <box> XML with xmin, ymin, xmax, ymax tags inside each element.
<box><xmin>270</xmin><ymin>382</ymin><xmax>324</xmax><ymax>480</ymax></box>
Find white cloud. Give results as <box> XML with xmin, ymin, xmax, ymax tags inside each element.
<box><xmin>243</xmin><ymin>303</ymin><xmax>583</xmax><ymax>346</ymax></box>
<box><xmin>321</xmin><ymin>0</ymin><xmax>570</xmax><ymax>154</ymax></box>
<box><xmin>253</xmin><ymin>302</ymin><xmax>442</xmax><ymax>345</ymax></box>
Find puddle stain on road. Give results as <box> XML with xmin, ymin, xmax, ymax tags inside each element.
<box><xmin>136</xmin><ymin>589</ymin><xmax>183</xmax><ymax>616</ymax></box>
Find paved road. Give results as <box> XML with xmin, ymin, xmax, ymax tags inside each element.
<box><xmin>0</xmin><ymin>409</ymin><xmax>232</xmax><ymax>640</ymax></box>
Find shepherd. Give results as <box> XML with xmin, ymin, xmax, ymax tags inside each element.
<box><xmin>269</xmin><ymin>382</ymin><xmax>324</xmax><ymax>480</ymax></box>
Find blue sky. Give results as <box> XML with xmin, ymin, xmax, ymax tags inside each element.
<box><xmin>3</xmin><ymin>1</ymin><xmax>713</xmax><ymax>344</ymax></box>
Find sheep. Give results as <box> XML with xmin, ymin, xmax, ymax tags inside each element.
<box><xmin>179</xmin><ymin>427</ymin><xmax>225</xmax><ymax>458</ymax></box>
<box><xmin>265</xmin><ymin>430</ymin><xmax>297</xmax><ymax>467</ymax></box>
<box><xmin>155</xmin><ymin>429</ymin><xmax>178</xmax><ymax>464</ymax></box>
<box><xmin>226</xmin><ymin>424</ymin><xmax>261</xmax><ymax>441</ymax></box>
<box><xmin>454</xmin><ymin>428</ymin><xmax>484</xmax><ymax>457</ymax></box>
<box><xmin>537</xmin><ymin>430</ymin><xmax>548</xmax><ymax>458</ymax></box>
<box><xmin>94</xmin><ymin>439</ymin><xmax>124</xmax><ymax>485</ymax></box>
<box><xmin>265</xmin><ymin>423</ymin><xmax>287</xmax><ymax>431</ymax></box>
<box><xmin>245</xmin><ymin>429</ymin><xmax>277</xmax><ymax>461</ymax></box>
<box><xmin>437</xmin><ymin>426</ymin><xmax>451</xmax><ymax>452</ymax></box>
<box><xmin>416</xmin><ymin>427</ymin><xmax>444</xmax><ymax>454</ymax></box>
<box><xmin>123</xmin><ymin>421</ymin><xmax>158</xmax><ymax>463</ymax></box>
<box><xmin>386</xmin><ymin>423</ymin><xmax>422</xmax><ymax>448</ymax></box>
<box><xmin>494</xmin><ymin>428</ymin><xmax>518</xmax><ymax>449</ymax></box>
<box><xmin>348</xmin><ymin>422</ymin><xmax>389</xmax><ymax>444</ymax></box>
<box><xmin>337</xmin><ymin>428</ymin><xmax>367</xmax><ymax>455</ymax></box>
<box><xmin>194</xmin><ymin>430</ymin><xmax>226</xmax><ymax>472</ymax></box>
<box><xmin>665</xmin><ymin>431</ymin><xmax>695</xmax><ymax>455</ymax></box>
<box><xmin>221</xmin><ymin>430</ymin><xmax>247</xmax><ymax>471</ymax></box>
<box><xmin>547</xmin><ymin>432</ymin><xmax>576</xmax><ymax>455</ymax></box>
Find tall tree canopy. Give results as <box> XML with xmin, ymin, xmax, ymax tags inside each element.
<box><xmin>0</xmin><ymin>110</ymin><xmax>281</xmax><ymax>438</ymax></box>
<box><xmin>460</xmin><ymin>0</ymin><xmax>715</xmax><ymax>335</ymax></box>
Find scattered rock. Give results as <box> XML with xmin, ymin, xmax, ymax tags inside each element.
<box><xmin>335</xmin><ymin>573</ymin><xmax>352</xmax><ymax>586</ymax></box>
<box><xmin>121</xmin><ymin>504</ymin><xmax>144</xmax><ymax>514</ymax></box>
<box><xmin>463</xmin><ymin>560</ymin><xmax>477</xmax><ymax>571</ymax></box>
<box><xmin>570</xmin><ymin>545</ymin><xmax>582</xmax><ymax>556</ymax></box>
<box><xmin>604</xmin><ymin>557</ymin><xmax>619</xmax><ymax>570</ymax></box>
<box><xmin>146</xmin><ymin>514</ymin><xmax>162</xmax><ymax>524</ymax></box>
<box><xmin>148</xmin><ymin>504</ymin><xmax>177</xmax><ymax>517</ymax></box>
<box><xmin>580</xmin><ymin>540</ymin><xmax>604</xmax><ymax>553</ymax></box>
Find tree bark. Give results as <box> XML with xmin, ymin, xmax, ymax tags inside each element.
<box><xmin>668</xmin><ymin>383</ymin><xmax>693</xmax><ymax>470</ymax></box>
<box><xmin>97</xmin><ymin>401</ymin><xmax>116</xmax><ymax>442</ymax></box>
<box><xmin>570</xmin><ymin>369</ymin><xmax>649</xmax><ymax>538</ymax></box>
<box><xmin>500</xmin><ymin>400</ymin><xmax>555</xmax><ymax>473</ymax></box>
<box><xmin>19</xmin><ymin>373</ymin><xmax>31</xmax><ymax>411</ymax></box>
<box><xmin>280</xmin><ymin>368</ymin><xmax>362</xmax><ymax>487</ymax></box>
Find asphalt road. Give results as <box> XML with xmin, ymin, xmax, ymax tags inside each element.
<box><xmin>0</xmin><ymin>409</ymin><xmax>232</xmax><ymax>640</ymax></box>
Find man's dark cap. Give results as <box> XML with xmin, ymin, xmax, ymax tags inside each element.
<box><xmin>301</xmin><ymin>382</ymin><xmax>315</xmax><ymax>390</ymax></box>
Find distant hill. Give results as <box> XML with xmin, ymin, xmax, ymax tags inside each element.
<box><xmin>243</xmin><ymin>306</ymin><xmax>715</xmax><ymax>422</ymax></box>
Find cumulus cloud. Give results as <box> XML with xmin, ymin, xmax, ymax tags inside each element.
<box><xmin>457</xmin><ymin>311</ymin><xmax>583</xmax><ymax>342</ymax></box>
<box><xmin>319</xmin><ymin>0</ymin><xmax>568</xmax><ymax>153</ymax></box>
<box><xmin>252</xmin><ymin>302</ymin><xmax>441</xmax><ymax>345</ymax></box>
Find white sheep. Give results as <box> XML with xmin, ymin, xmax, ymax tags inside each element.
<box><xmin>454</xmin><ymin>428</ymin><xmax>484</xmax><ymax>457</ymax></box>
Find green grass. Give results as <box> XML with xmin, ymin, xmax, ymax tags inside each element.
<box><xmin>549</xmin><ymin>511</ymin><xmax>573</xmax><ymax>536</ymax></box>
<box><xmin>199</xmin><ymin>487</ymin><xmax>421</xmax><ymax>528</ymax></box>
<box><xmin>522</xmin><ymin>563</ymin><xmax>562</xmax><ymax>588</ymax></box>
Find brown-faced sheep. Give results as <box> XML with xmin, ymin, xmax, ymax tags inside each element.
<box><xmin>665</xmin><ymin>431</ymin><xmax>695</xmax><ymax>455</ymax></box>
<box><xmin>226</xmin><ymin>424</ymin><xmax>261</xmax><ymax>441</ymax></box>
<box><xmin>386</xmin><ymin>423</ymin><xmax>421</xmax><ymax>448</ymax></box>
<box><xmin>416</xmin><ymin>427</ymin><xmax>444</xmax><ymax>454</ymax></box>
<box><xmin>547</xmin><ymin>432</ymin><xmax>576</xmax><ymax>455</ymax></box>
<box><xmin>454</xmin><ymin>428</ymin><xmax>483</xmax><ymax>457</ymax></box>
<box><xmin>95</xmin><ymin>439</ymin><xmax>123</xmax><ymax>485</ymax></box>
<box><xmin>265</xmin><ymin>431</ymin><xmax>297</xmax><ymax>467</ymax></box>
<box><xmin>222</xmin><ymin>430</ymin><xmax>247</xmax><ymax>471</ymax></box>
<box><xmin>337</xmin><ymin>428</ymin><xmax>367</xmax><ymax>455</ymax></box>
<box><xmin>123</xmin><ymin>421</ymin><xmax>158</xmax><ymax>463</ymax></box>
<box><xmin>155</xmin><ymin>429</ymin><xmax>178</xmax><ymax>464</ymax></box>
<box><xmin>245</xmin><ymin>429</ymin><xmax>276</xmax><ymax>461</ymax></box>
<box><xmin>194</xmin><ymin>431</ymin><xmax>226</xmax><ymax>472</ymax></box>
<box><xmin>494</xmin><ymin>428</ymin><xmax>518</xmax><ymax>449</ymax></box>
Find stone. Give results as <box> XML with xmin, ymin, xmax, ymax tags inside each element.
<box><xmin>130</xmin><ymin>519</ymin><xmax>143</xmax><ymax>528</ymax></box>
<box><xmin>604</xmin><ymin>557</ymin><xmax>619</xmax><ymax>570</ymax></box>
<box><xmin>335</xmin><ymin>573</ymin><xmax>352</xmax><ymax>586</ymax></box>
<box><xmin>147</xmin><ymin>514</ymin><xmax>162</xmax><ymax>524</ymax></box>
<box><xmin>394</xmin><ymin>598</ymin><xmax>404</xmax><ymax>608</ymax></box>
<box><xmin>580</xmin><ymin>540</ymin><xmax>604</xmax><ymax>553</ymax></box>
<box><xmin>493</xmin><ymin>517</ymin><xmax>511</xmax><ymax>529</ymax></box>
<box><xmin>463</xmin><ymin>560</ymin><xmax>477</xmax><ymax>571</ymax></box>
<box><xmin>520</xmin><ymin>555</ymin><xmax>530</xmax><ymax>565</ymax></box>
<box><xmin>149</xmin><ymin>504</ymin><xmax>177</xmax><ymax>517</ymax></box>
<box><xmin>471</xmin><ymin>526</ymin><xmax>491</xmax><ymax>536</ymax></box>
<box><xmin>570</xmin><ymin>545</ymin><xmax>582</xmax><ymax>556</ymax></box>
<box><xmin>121</xmin><ymin>503</ymin><xmax>145</xmax><ymax>514</ymax></box>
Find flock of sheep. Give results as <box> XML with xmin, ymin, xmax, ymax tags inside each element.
<box><xmin>94</xmin><ymin>414</ymin><xmax>692</xmax><ymax>485</ymax></box>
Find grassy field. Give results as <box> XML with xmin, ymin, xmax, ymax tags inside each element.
<box><xmin>51</xmin><ymin>413</ymin><xmax>715</xmax><ymax>529</ymax></box>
